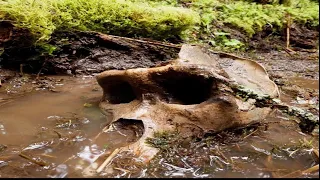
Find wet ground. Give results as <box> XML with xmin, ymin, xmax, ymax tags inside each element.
<box><xmin>0</xmin><ymin>50</ymin><xmax>319</xmax><ymax>178</ymax></box>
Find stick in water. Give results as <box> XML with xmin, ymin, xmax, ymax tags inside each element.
<box><xmin>96</xmin><ymin>148</ymin><xmax>121</xmax><ymax>173</ymax></box>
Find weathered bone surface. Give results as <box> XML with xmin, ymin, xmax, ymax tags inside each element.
<box><xmin>96</xmin><ymin>44</ymin><xmax>279</xmax><ymax>163</ymax></box>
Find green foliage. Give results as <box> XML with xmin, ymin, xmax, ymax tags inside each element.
<box><xmin>36</xmin><ymin>43</ymin><xmax>57</xmax><ymax>56</ymax></box>
<box><xmin>0</xmin><ymin>0</ymin><xmax>199</xmax><ymax>42</ymax></box>
<box><xmin>131</xmin><ymin>0</ymin><xmax>318</xmax><ymax>50</ymax></box>
<box><xmin>187</xmin><ymin>0</ymin><xmax>319</xmax><ymax>37</ymax></box>
<box><xmin>210</xmin><ymin>32</ymin><xmax>245</xmax><ymax>50</ymax></box>
<box><xmin>0</xmin><ymin>0</ymin><xmax>318</xmax><ymax>51</ymax></box>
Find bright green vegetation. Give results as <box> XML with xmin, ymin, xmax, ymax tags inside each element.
<box><xmin>0</xmin><ymin>0</ymin><xmax>318</xmax><ymax>50</ymax></box>
<box><xmin>188</xmin><ymin>0</ymin><xmax>319</xmax><ymax>36</ymax></box>
<box><xmin>136</xmin><ymin>0</ymin><xmax>319</xmax><ymax>50</ymax></box>
<box><xmin>0</xmin><ymin>0</ymin><xmax>199</xmax><ymax>41</ymax></box>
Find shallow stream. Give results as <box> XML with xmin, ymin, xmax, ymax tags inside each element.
<box><xmin>0</xmin><ymin>75</ymin><xmax>318</xmax><ymax>178</ymax></box>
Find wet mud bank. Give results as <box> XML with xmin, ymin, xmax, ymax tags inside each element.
<box><xmin>0</xmin><ymin>22</ymin><xmax>179</xmax><ymax>75</ymax></box>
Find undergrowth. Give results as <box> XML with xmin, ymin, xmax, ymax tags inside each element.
<box><xmin>0</xmin><ymin>0</ymin><xmax>318</xmax><ymax>51</ymax></box>
<box><xmin>135</xmin><ymin>0</ymin><xmax>319</xmax><ymax>50</ymax></box>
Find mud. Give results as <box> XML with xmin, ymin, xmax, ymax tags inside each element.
<box><xmin>1</xmin><ymin>29</ymin><xmax>179</xmax><ymax>75</ymax></box>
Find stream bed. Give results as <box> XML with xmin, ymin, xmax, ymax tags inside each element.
<box><xmin>0</xmin><ymin>74</ymin><xmax>319</xmax><ymax>178</ymax></box>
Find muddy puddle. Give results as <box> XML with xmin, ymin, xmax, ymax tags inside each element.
<box><xmin>0</xmin><ymin>76</ymin><xmax>141</xmax><ymax>177</ymax></box>
<box><xmin>0</xmin><ymin>75</ymin><xmax>319</xmax><ymax>178</ymax></box>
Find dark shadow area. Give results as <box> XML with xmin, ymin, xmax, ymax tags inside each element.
<box><xmin>151</xmin><ymin>70</ymin><xmax>216</xmax><ymax>105</ymax></box>
<box><xmin>103</xmin><ymin>80</ymin><xmax>136</xmax><ymax>104</ymax></box>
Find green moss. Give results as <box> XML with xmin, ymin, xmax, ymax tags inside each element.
<box><xmin>0</xmin><ymin>0</ymin><xmax>318</xmax><ymax>51</ymax></box>
<box><xmin>0</xmin><ymin>0</ymin><xmax>199</xmax><ymax>42</ymax></box>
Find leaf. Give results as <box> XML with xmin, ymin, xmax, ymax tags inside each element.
<box><xmin>224</xmin><ymin>39</ymin><xmax>242</xmax><ymax>46</ymax></box>
<box><xmin>83</xmin><ymin>103</ymin><xmax>93</xmax><ymax>108</ymax></box>
<box><xmin>214</xmin><ymin>31</ymin><xmax>230</xmax><ymax>36</ymax></box>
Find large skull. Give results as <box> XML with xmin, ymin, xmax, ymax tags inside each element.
<box><xmin>96</xmin><ymin>44</ymin><xmax>279</xmax><ymax>162</ymax></box>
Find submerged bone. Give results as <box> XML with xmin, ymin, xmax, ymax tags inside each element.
<box><xmin>95</xmin><ymin>44</ymin><xmax>279</xmax><ymax>165</ymax></box>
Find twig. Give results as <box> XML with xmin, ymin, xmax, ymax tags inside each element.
<box><xmin>216</xmin><ymin>147</ymin><xmax>228</xmax><ymax>162</ymax></box>
<box><xmin>302</xmin><ymin>164</ymin><xmax>319</xmax><ymax>174</ymax></box>
<box><xmin>279</xmin><ymin>170</ymin><xmax>302</xmax><ymax>178</ymax></box>
<box><xmin>96</xmin><ymin>148</ymin><xmax>121</xmax><ymax>173</ymax></box>
<box><xmin>235</xmin><ymin>143</ymin><xmax>241</xmax><ymax>151</ymax></box>
<box><xmin>98</xmin><ymin>33</ymin><xmax>181</xmax><ymax>49</ymax></box>
<box><xmin>286</xmin><ymin>14</ymin><xmax>291</xmax><ymax>49</ymax></box>
<box><xmin>242</xmin><ymin>128</ymin><xmax>259</xmax><ymax>139</ymax></box>
<box><xmin>218</xmin><ymin>52</ymin><xmax>251</xmax><ymax>61</ymax></box>
<box><xmin>285</xmin><ymin>14</ymin><xmax>296</xmax><ymax>54</ymax></box>
<box><xmin>19</xmin><ymin>152</ymin><xmax>48</xmax><ymax>166</ymax></box>
<box><xmin>39</xmin><ymin>154</ymin><xmax>57</xmax><ymax>159</ymax></box>
<box><xmin>53</xmin><ymin>130</ymin><xmax>62</xmax><ymax>138</ymax></box>
<box><xmin>36</xmin><ymin>57</ymin><xmax>48</xmax><ymax>80</ymax></box>
<box><xmin>114</xmin><ymin>167</ymin><xmax>131</xmax><ymax>177</ymax></box>
<box><xmin>258</xmin><ymin>168</ymin><xmax>289</xmax><ymax>172</ymax></box>
<box><xmin>279</xmin><ymin>164</ymin><xmax>319</xmax><ymax>178</ymax></box>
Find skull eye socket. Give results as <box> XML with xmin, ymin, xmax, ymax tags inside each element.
<box><xmin>103</xmin><ymin>80</ymin><xmax>136</xmax><ymax>104</ymax></box>
<box><xmin>152</xmin><ymin>71</ymin><xmax>216</xmax><ymax>105</ymax></box>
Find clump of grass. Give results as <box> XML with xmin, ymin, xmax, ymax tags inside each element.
<box><xmin>0</xmin><ymin>0</ymin><xmax>199</xmax><ymax>42</ymax></box>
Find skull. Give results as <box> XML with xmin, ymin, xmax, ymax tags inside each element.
<box><xmin>95</xmin><ymin>44</ymin><xmax>279</xmax><ymax>162</ymax></box>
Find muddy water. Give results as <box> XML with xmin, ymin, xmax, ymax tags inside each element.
<box><xmin>288</xmin><ymin>77</ymin><xmax>319</xmax><ymax>90</ymax></box>
<box><xmin>0</xmin><ymin>76</ymin><xmax>139</xmax><ymax>177</ymax></box>
<box><xmin>0</xmin><ymin>76</ymin><xmax>319</xmax><ymax>178</ymax></box>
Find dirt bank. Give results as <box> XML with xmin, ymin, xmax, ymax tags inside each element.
<box><xmin>0</xmin><ymin>23</ymin><xmax>180</xmax><ymax>75</ymax></box>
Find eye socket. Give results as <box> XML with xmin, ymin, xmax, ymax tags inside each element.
<box><xmin>151</xmin><ymin>71</ymin><xmax>216</xmax><ymax>105</ymax></box>
<box><xmin>103</xmin><ymin>80</ymin><xmax>136</xmax><ymax>104</ymax></box>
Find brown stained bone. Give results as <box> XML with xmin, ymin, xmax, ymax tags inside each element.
<box><xmin>95</xmin><ymin>44</ymin><xmax>279</xmax><ymax>164</ymax></box>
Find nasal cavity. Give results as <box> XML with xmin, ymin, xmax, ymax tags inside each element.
<box><xmin>104</xmin><ymin>80</ymin><xmax>136</xmax><ymax>104</ymax></box>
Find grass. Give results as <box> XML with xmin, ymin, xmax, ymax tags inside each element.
<box><xmin>0</xmin><ymin>0</ymin><xmax>318</xmax><ymax>50</ymax></box>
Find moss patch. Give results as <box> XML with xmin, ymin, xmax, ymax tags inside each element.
<box><xmin>0</xmin><ymin>0</ymin><xmax>199</xmax><ymax>42</ymax></box>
